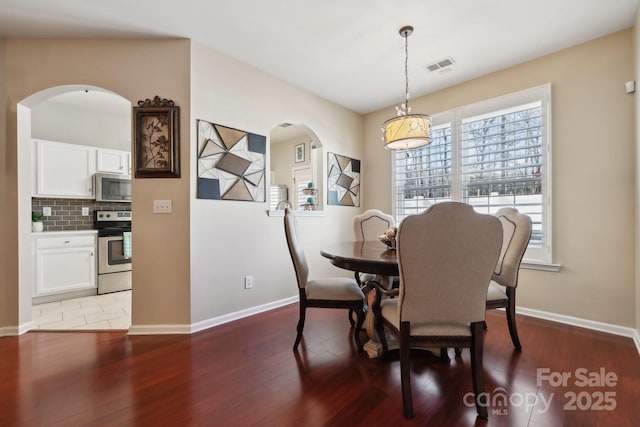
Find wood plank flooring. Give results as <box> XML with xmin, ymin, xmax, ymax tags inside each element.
<box><xmin>0</xmin><ymin>305</ymin><xmax>638</xmax><ymax>426</ymax></box>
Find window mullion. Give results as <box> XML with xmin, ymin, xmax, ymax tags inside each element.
<box><xmin>450</xmin><ymin>109</ymin><xmax>463</xmax><ymax>201</ymax></box>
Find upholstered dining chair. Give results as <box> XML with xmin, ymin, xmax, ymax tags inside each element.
<box><xmin>352</xmin><ymin>209</ymin><xmax>396</xmax><ymax>286</ymax></box>
<box><xmin>486</xmin><ymin>207</ymin><xmax>532</xmax><ymax>350</ymax></box>
<box><xmin>284</xmin><ymin>207</ymin><xmax>366</xmax><ymax>351</ymax></box>
<box><xmin>369</xmin><ymin>202</ymin><xmax>503</xmax><ymax>419</ymax></box>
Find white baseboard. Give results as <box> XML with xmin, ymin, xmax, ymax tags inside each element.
<box><xmin>0</xmin><ymin>321</ymin><xmax>35</xmax><ymax>336</ymax></box>
<box><xmin>9</xmin><ymin>296</ymin><xmax>638</xmax><ymax>357</ymax></box>
<box><xmin>189</xmin><ymin>296</ymin><xmax>298</xmax><ymax>334</ymax></box>
<box><xmin>127</xmin><ymin>324</ymin><xmax>192</xmax><ymax>335</ymax></box>
<box><xmin>127</xmin><ymin>296</ymin><xmax>298</xmax><ymax>336</ymax></box>
<box><xmin>516</xmin><ymin>306</ymin><xmax>640</xmax><ymax>354</ymax></box>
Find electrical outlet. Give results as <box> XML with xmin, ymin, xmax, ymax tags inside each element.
<box><xmin>43</xmin><ymin>206</ymin><xmax>51</xmax><ymax>216</ymax></box>
<box><xmin>244</xmin><ymin>275</ymin><xmax>253</xmax><ymax>289</ymax></box>
<box><xmin>81</xmin><ymin>207</ymin><xmax>89</xmax><ymax>216</ymax></box>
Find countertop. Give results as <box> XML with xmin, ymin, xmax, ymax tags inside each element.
<box><xmin>32</xmin><ymin>230</ymin><xmax>98</xmax><ymax>236</ymax></box>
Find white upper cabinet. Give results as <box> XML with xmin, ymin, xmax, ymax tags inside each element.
<box><xmin>32</xmin><ymin>139</ymin><xmax>131</xmax><ymax>199</ymax></box>
<box><xmin>97</xmin><ymin>148</ymin><xmax>130</xmax><ymax>175</ymax></box>
<box><xmin>33</xmin><ymin>139</ymin><xmax>97</xmax><ymax>199</ymax></box>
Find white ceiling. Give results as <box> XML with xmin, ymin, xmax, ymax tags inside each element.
<box><xmin>0</xmin><ymin>0</ymin><xmax>637</xmax><ymax>114</ymax></box>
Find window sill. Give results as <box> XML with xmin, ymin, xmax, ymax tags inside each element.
<box><xmin>267</xmin><ymin>210</ymin><xmax>325</xmax><ymax>217</ymax></box>
<box><xmin>521</xmin><ymin>260</ymin><xmax>561</xmax><ymax>272</ymax></box>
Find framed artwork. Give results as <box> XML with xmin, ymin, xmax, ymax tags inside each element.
<box><xmin>327</xmin><ymin>152</ymin><xmax>361</xmax><ymax>207</ymax></box>
<box><xmin>295</xmin><ymin>143</ymin><xmax>305</xmax><ymax>163</ymax></box>
<box><xmin>196</xmin><ymin>119</ymin><xmax>266</xmax><ymax>202</ymax></box>
<box><xmin>133</xmin><ymin>96</ymin><xmax>180</xmax><ymax>178</ymax></box>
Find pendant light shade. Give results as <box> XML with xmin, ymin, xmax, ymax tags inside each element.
<box><xmin>382</xmin><ymin>26</ymin><xmax>431</xmax><ymax>150</ymax></box>
<box><xmin>382</xmin><ymin>114</ymin><xmax>431</xmax><ymax>150</ymax></box>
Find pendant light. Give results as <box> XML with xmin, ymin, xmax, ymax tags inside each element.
<box><xmin>382</xmin><ymin>26</ymin><xmax>431</xmax><ymax>150</ymax></box>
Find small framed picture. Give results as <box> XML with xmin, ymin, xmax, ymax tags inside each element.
<box><xmin>295</xmin><ymin>143</ymin><xmax>305</xmax><ymax>163</ymax></box>
<box><xmin>133</xmin><ymin>96</ymin><xmax>180</xmax><ymax>178</ymax></box>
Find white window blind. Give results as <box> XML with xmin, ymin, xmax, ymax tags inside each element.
<box><xmin>393</xmin><ymin>85</ymin><xmax>551</xmax><ymax>262</ymax></box>
<box><xmin>394</xmin><ymin>123</ymin><xmax>452</xmax><ymax>218</ymax></box>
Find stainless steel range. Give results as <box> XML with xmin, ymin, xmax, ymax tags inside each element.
<box><xmin>94</xmin><ymin>210</ymin><xmax>132</xmax><ymax>294</ymax></box>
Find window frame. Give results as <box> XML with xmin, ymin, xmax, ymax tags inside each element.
<box><xmin>392</xmin><ymin>84</ymin><xmax>552</xmax><ymax>264</ymax></box>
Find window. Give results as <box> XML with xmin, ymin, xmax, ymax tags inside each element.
<box><xmin>393</xmin><ymin>85</ymin><xmax>551</xmax><ymax>263</ymax></box>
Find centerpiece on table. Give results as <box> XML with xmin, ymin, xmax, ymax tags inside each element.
<box><xmin>378</xmin><ymin>226</ymin><xmax>397</xmax><ymax>249</ymax></box>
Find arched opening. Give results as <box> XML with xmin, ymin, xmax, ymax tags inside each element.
<box><xmin>269</xmin><ymin>123</ymin><xmax>323</xmax><ymax>213</ymax></box>
<box><xmin>17</xmin><ymin>84</ymin><xmax>132</xmax><ymax>331</ymax></box>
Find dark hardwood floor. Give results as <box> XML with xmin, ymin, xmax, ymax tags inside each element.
<box><xmin>0</xmin><ymin>305</ymin><xmax>638</xmax><ymax>426</ymax></box>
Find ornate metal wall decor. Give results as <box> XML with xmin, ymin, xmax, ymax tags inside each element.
<box><xmin>133</xmin><ymin>96</ymin><xmax>180</xmax><ymax>178</ymax></box>
<box><xmin>327</xmin><ymin>152</ymin><xmax>360</xmax><ymax>207</ymax></box>
<box><xmin>197</xmin><ymin>119</ymin><xmax>266</xmax><ymax>202</ymax></box>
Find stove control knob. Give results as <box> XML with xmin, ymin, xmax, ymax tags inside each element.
<box><xmin>98</xmin><ymin>214</ymin><xmax>104</xmax><ymax>218</ymax></box>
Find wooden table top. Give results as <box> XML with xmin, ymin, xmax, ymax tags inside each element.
<box><xmin>320</xmin><ymin>240</ymin><xmax>399</xmax><ymax>277</ymax></box>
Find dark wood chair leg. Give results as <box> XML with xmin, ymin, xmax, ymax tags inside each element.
<box><xmin>353</xmin><ymin>307</ymin><xmax>365</xmax><ymax>351</ymax></box>
<box><xmin>348</xmin><ymin>309</ymin><xmax>355</xmax><ymax>327</ymax></box>
<box><xmin>454</xmin><ymin>347</ymin><xmax>462</xmax><ymax>357</ymax></box>
<box><xmin>440</xmin><ymin>347</ymin><xmax>449</xmax><ymax>361</ymax></box>
<box><xmin>470</xmin><ymin>322</ymin><xmax>488</xmax><ymax>419</ymax></box>
<box><xmin>506</xmin><ymin>287</ymin><xmax>522</xmax><ymax>350</ymax></box>
<box><xmin>293</xmin><ymin>302</ymin><xmax>306</xmax><ymax>351</ymax></box>
<box><xmin>399</xmin><ymin>322</ymin><xmax>414</xmax><ymax>418</ymax></box>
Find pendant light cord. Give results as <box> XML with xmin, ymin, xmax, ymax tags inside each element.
<box><xmin>404</xmin><ymin>30</ymin><xmax>409</xmax><ymax>113</ymax></box>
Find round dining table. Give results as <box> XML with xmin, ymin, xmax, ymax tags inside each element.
<box><xmin>320</xmin><ymin>240</ymin><xmax>398</xmax><ymax>277</ymax></box>
<box><xmin>321</xmin><ymin>240</ymin><xmax>399</xmax><ymax>358</ymax></box>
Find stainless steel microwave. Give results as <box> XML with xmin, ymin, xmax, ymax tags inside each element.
<box><xmin>94</xmin><ymin>173</ymin><xmax>131</xmax><ymax>203</ymax></box>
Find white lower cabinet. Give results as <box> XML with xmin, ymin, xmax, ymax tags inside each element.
<box><xmin>33</xmin><ymin>232</ymin><xmax>97</xmax><ymax>296</ymax></box>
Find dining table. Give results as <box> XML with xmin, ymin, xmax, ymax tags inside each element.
<box><xmin>320</xmin><ymin>240</ymin><xmax>399</xmax><ymax>358</ymax></box>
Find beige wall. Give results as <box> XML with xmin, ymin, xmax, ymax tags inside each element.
<box><xmin>1</xmin><ymin>38</ymin><xmax>191</xmax><ymax>329</ymax></box>
<box><xmin>2</xmin><ymin>30</ymin><xmax>637</xmax><ymax>333</ymax></box>
<box><xmin>364</xmin><ymin>30</ymin><xmax>636</xmax><ymax>327</ymax></box>
<box><xmin>0</xmin><ymin>38</ymin><xmax>12</xmax><ymax>329</ymax></box>
<box><xmin>634</xmin><ymin>10</ymin><xmax>640</xmax><ymax>333</ymax></box>
<box><xmin>189</xmin><ymin>43</ymin><xmax>364</xmax><ymax>324</ymax></box>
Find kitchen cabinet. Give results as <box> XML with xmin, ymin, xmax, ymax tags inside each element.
<box><xmin>32</xmin><ymin>231</ymin><xmax>97</xmax><ymax>297</ymax></box>
<box><xmin>97</xmin><ymin>148</ymin><xmax>130</xmax><ymax>175</ymax></box>
<box><xmin>32</xmin><ymin>139</ymin><xmax>96</xmax><ymax>199</ymax></box>
<box><xmin>32</xmin><ymin>139</ymin><xmax>131</xmax><ymax>198</ymax></box>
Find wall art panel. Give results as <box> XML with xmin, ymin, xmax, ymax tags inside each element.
<box><xmin>197</xmin><ymin>119</ymin><xmax>266</xmax><ymax>202</ymax></box>
<box><xmin>327</xmin><ymin>152</ymin><xmax>360</xmax><ymax>207</ymax></box>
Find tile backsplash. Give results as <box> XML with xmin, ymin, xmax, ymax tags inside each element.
<box><xmin>32</xmin><ymin>198</ymin><xmax>131</xmax><ymax>232</ymax></box>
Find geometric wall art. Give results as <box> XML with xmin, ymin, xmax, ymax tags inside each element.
<box><xmin>327</xmin><ymin>152</ymin><xmax>360</xmax><ymax>207</ymax></box>
<box><xmin>196</xmin><ymin>119</ymin><xmax>266</xmax><ymax>202</ymax></box>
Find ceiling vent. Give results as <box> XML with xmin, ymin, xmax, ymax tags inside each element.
<box><xmin>426</xmin><ymin>56</ymin><xmax>455</xmax><ymax>73</ymax></box>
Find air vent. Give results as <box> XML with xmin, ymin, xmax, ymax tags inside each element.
<box><xmin>426</xmin><ymin>56</ymin><xmax>455</xmax><ymax>72</ymax></box>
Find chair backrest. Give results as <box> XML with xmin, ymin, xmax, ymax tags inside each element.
<box><xmin>284</xmin><ymin>207</ymin><xmax>308</xmax><ymax>289</ymax></box>
<box><xmin>492</xmin><ymin>207</ymin><xmax>532</xmax><ymax>288</ymax></box>
<box><xmin>353</xmin><ymin>209</ymin><xmax>395</xmax><ymax>241</ymax></box>
<box><xmin>396</xmin><ymin>202</ymin><xmax>503</xmax><ymax>324</ymax></box>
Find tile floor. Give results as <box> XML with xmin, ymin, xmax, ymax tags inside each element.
<box><xmin>31</xmin><ymin>290</ymin><xmax>131</xmax><ymax>330</ymax></box>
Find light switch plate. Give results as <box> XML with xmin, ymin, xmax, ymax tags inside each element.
<box><xmin>153</xmin><ymin>200</ymin><xmax>173</xmax><ymax>214</ymax></box>
<box><xmin>43</xmin><ymin>207</ymin><xmax>51</xmax><ymax>216</ymax></box>
<box><xmin>81</xmin><ymin>207</ymin><xmax>89</xmax><ymax>216</ymax></box>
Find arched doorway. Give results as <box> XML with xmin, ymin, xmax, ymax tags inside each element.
<box><xmin>17</xmin><ymin>85</ymin><xmax>132</xmax><ymax>330</ymax></box>
<box><xmin>269</xmin><ymin>122</ymin><xmax>324</xmax><ymax>212</ymax></box>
